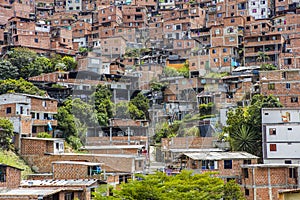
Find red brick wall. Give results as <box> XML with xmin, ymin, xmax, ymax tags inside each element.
<box><xmin>243</xmin><ymin>167</ymin><xmax>298</xmax><ymax>200</ymax></box>
<box><xmin>30</xmin><ymin>98</ymin><xmax>57</xmax><ymax>113</ymax></box>
<box><xmin>21</xmin><ymin>139</ymin><xmax>48</xmax><ymax>156</ymax></box>
<box><xmin>0</xmin><ymin>166</ymin><xmax>21</xmax><ymax>189</ymax></box>
<box><xmin>22</xmin><ymin>153</ymin><xmax>142</xmax><ymax>174</ymax></box>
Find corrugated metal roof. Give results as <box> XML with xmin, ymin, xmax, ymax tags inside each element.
<box><xmin>178</xmin><ymin>151</ymin><xmax>258</xmax><ymax>160</ymax></box>
<box><xmin>0</xmin><ymin>188</ymin><xmax>60</xmax><ymax>196</ymax></box>
<box><xmin>21</xmin><ymin>179</ymin><xmax>97</xmax><ymax>187</ymax></box>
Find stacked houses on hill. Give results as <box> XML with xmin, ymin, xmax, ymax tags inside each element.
<box><xmin>0</xmin><ymin>0</ymin><xmax>299</xmax><ymax>199</ymax></box>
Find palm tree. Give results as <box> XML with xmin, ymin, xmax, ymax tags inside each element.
<box><xmin>230</xmin><ymin>125</ymin><xmax>260</xmax><ymax>156</ymax></box>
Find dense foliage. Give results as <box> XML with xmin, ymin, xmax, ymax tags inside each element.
<box><xmin>0</xmin><ymin>78</ymin><xmax>45</xmax><ymax>96</ymax></box>
<box><xmin>56</xmin><ymin>98</ymin><xmax>97</xmax><ymax>149</ymax></box>
<box><xmin>93</xmin><ymin>170</ymin><xmax>245</xmax><ymax>200</ymax></box>
<box><xmin>0</xmin><ymin>118</ymin><xmax>14</xmax><ymax>151</ymax></box>
<box><xmin>224</xmin><ymin>94</ymin><xmax>282</xmax><ymax>157</ymax></box>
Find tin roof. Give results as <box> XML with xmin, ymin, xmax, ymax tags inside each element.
<box><xmin>21</xmin><ymin>179</ymin><xmax>98</xmax><ymax>187</ymax></box>
<box><xmin>177</xmin><ymin>151</ymin><xmax>258</xmax><ymax>160</ymax></box>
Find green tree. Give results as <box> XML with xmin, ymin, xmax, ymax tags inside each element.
<box><xmin>0</xmin><ymin>118</ymin><xmax>14</xmax><ymax>151</ymax></box>
<box><xmin>92</xmin><ymin>85</ymin><xmax>113</xmax><ymax>126</ymax></box>
<box><xmin>94</xmin><ymin>171</ymin><xmax>245</xmax><ymax>200</ymax></box>
<box><xmin>62</xmin><ymin>56</ymin><xmax>77</xmax><ymax>71</ymax></box>
<box><xmin>7</xmin><ymin>47</ymin><xmax>37</xmax><ymax>77</ymax></box>
<box><xmin>128</xmin><ymin>93</ymin><xmax>149</xmax><ymax>120</ymax></box>
<box><xmin>163</xmin><ymin>67</ymin><xmax>180</xmax><ymax>77</ymax></box>
<box><xmin>223</xmin><ymin>180</ymin><xmax>246</xmax><ymax>200</ymax></box>
<box><xmin>115</xmin><ymin>102</ymin><xmax>130</xmax><ymax>119</ymax></box>
<box><xmin>178</xmin><ymin>61</ymin><xmax>190</xmax><ymax>78</ymax></box>
<box><xmin>56</xmin><ymin>98</ymin><xmax>98</xmax><ymax>148</ymax></box>
<box><xmin>0</xmin><ymin>60</ymin><xmax>18</xmax><ymax>80</ymax></box>
<box><xmin>224</xmin><ymin>94</ymin><xmax>282</xmax><ymax>157</ymax></box>
<box><xmin>0</xmin><ymin>78</ymin><xmax>45</xmax><ymax>96</ymax></box>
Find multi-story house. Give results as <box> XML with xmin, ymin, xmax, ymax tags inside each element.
<box><xmin>35</xmin><ymin>0</ymin><xmax>55</xmax><ymax>20</ymax></box>
<box><xmin>158</xmin><ymin>0</ymin><xmax>175</xmax><ymax>10</ymax></box>
<box><xmin>262</xmin><ymin>107</ymin><xmax>300</xmax><ymax>164</ymax></box>
<box><xmin>7</xmin><ymin>18</ymin><xmax>51</xmax><ymax>53</ymax></box>
<box><xmin>177</xmin><ymin>151</ymin><xmax>258</xmax><ymax>182</ymax></box>
<box><xmin>66</xmin><ymin>0</ymin><xmax>82</xmax><ymax>11</ymax></box>
<box><xmin>242</xmin><ymin>164</ymin><xmax>300</xmax><ymax>200</ymax></box>
<box><xmin>248</xmin><ymin>0</ymin><xmax>270</xmax><ymax>19</ymax></box>
<box><xmin>0</xmin><ymin>93</ymin><xmax>58</xmax><ymax>138</ymax></box>
<box><xmin>72</xmin><ymin>20</ymin><xmax>91</xmax><ymax>48</ymax></box>
<box><xmin>260</xmin><ymin>69</ymin><xmax>300</xmax><ymax>107</ymax></box>
<box><xmin>122</xmin><ymin>5</ymin><xmax>148</xmax><ymax>28</ymax></box>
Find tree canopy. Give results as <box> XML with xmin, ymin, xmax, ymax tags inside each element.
<box><xmin>0</xmin><ymin>78</ymin><xmax>45</xmax><ymax>96</ymax></box>
<box><xmin>56</xmin><ymin>98</ymin><xmax>98</xmax><ymax>149</ymax></box>
<box><xmin>224</xmin><ymin>94</ymin><xmax>282</xmax><ymax>157</ymax></box>
<box><xmin>93</xmin><ymin>170</ymin><xmax>245</xmax><ymax>200</ymax></box>
<box><xmin>128</xmin><ymin>93</ymin><xmax>149</xmax><ymax>120</ymax></box>
<box><xmin>0</xmin><ymin>118</ymin><xmax>14</xmax><ymax>151</ymax></box>
<box><xmin>0</xmin><ymin>60</ymin><xmax>18</xmax><ymax>80</ymax></box>
<box><xmin>92</xmin><ymin>85</ymin><xmax>114</xmax><ymax>126</ymax></box>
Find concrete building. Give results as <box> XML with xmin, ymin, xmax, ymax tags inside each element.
<box><xmin>262</xmin><ymin>107</ymin><xmax>300</xmax><ymax>164</ymax></box>
<box><xmin>0</xmin><ymin>93</ymin><xmax>58</xmax><ymax>137</ymax></box>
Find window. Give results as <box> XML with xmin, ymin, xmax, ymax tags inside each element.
<box><xmin>65</xmin><ymin>193</ymin><xmax>74</xmax><ymax>200</ymax></box>
<box><xmin>223</xmin><ymin>48</ymin><xmax>227</xmax><ymax>53</ymax></box>
<box><xmin>245</xmin><ymin>188</ymin><xmax>250</xmax><ymax>196</ymax></box>
<box><xmin>252</xmin><ymin>9</ymin><xmax>257</xmax><ymax>13</ymax></box>
<box><xmin>217</xmin><ymin>13</ymin><xmax>222</xmax><ymax>18</ymax></box>
<box><xmin>6</xmin><ymin>107</ymin><xmax>11</xmax><ymax>114</ymax></box>
<box><xmin>231</xmin><ymin>19</ymin><xmax>235</xmax><ymax>23</ymax></box>
<box><xmin>0</xmin><ymin>167</ymin><xmax>6</xmax><ymax>182</ymax></box>
<box><xmin>270</xmin><ymin>144</ymin><xmax>277</xmax><ymax>151</ymax></box>
<box><xmin>284</xmin><ymin>58</ymin><xmax>292</xmax><ymax>65</ymax></box>
<box><xmin>268</xmin><ymin>83</ymin><xmax>275</xmax><ymax>90</ymax></box>
<box><xmin>215</xmin><ymin>29</ymin><xmax>220</xmax><ymax>34</ymax></box>
<box><xmin>243</xmin><ymin>160</ymin><xmax>252</xmax><ymax>164</ymax></box>
<box><xmin>288</xmin><ymin>128</ymin><xmax>292</xmax><ymax>131</ymax></box>
<box><xmin>289</xmin><ymin>168</ymin><xmax>297</xmax><ymax>178</ymax></box>
<box><xmin>34</xmin><ymin>38</ymin><xmax>38</xmax><ymax>43</ymax></box>
<box><xmin>291</xmin><ymin>97</ymin><xmax>298</xmax><ymax>103</ymax></box>
<box><xmin>243</xmin><ymin>168</ymin><xmax>249</xmax><ymax>178</ymax></box>
<box><xmin>261</xmin><ymin>0</ymin><xmax>265</xmax><ymax>4</ymax></box>
<box><xmin>224</xmin><ymin>160</ymin><xmax>232</xmax><ymax>169</ymax></box>
<box><xmin>138</xmin><ymin>160</ymin><xmax>142</xmax><ymax>167</ymax></box>
<box><xmin>214</xmin><ymin>58</ymin><xmax>218</xmax><ymax>63</ymax></box>
<box><xmin>286</xmin><ymin>83</ymin><xmax>290</xmax><ymax>89</ymax></box>
<box><xmin>269</xmin><ymin>128</ymin><xmax>276</xmax><ymax>135</ymax></box>
<box><xmin>224</xmin><ymin>57</ymin><xmax>228</xmax><ymax>62</ymax></box>
<box><xmin>202</xmin><ymin>160</ymin><xmax>215</xmax><ymax>170</ymax></box>
<box><xmin>285</xmin><ymin>160</ymin><xmax>292</xmax><ymax>164</ymax></box>
<box><xmin>32</xmin><ymin>126</ymin><xmax>37</xmax><ymax>133</ymax></box>
<box><xmin>88</xmin><ymin>166</ymin><xmax>102</xmax><ymax>175</ymax></box>
<box><xmin>229</xmin><ymin>37</ymin><xmax>235</xmax><ymax>42</ymax></box>
<box><xmin>212</xmin><ymin>49</ymin><xmax>216</xmax><ymax>54</ymax></box>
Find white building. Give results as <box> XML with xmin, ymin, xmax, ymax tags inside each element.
<box><xmin>248</xmin><ymin>0</ymin><xmax>269</xmax><ymax>19</ymax></box>
<box><xmin>262</xmin><ymin>108</ymin><xmax>300</xmax><ymax>164</ymax></box>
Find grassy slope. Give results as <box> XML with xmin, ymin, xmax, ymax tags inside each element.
<box><xmin>0</xmin><ymin>150</ymin><xmax>33</xmax><ymax>179</ymax></box>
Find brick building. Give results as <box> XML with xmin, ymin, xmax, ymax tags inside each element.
<box><xmin>52</xmin><ymin>161</ymin><xmax>103</xmax><ymax>179</ymax></box>
<box><xmin>241</xmin><ymin>164</ymin><xmax>300</xmax><ymax>200</ymax></box>
<box><xmin>0</xmin><ymin>164</ymin><xmax>22</xmax><ymax>189</ymax></box>
<box><xmin>0</xmin><ymin>93</ymin><xmax>58</xmax><ymax>138</ymax></box>
<box><xmin>260</xmin><ymin>69</ymin><xmax>300</xmax><ymax>107</ymax></box>
<box><xmin>20</xmin><ymin>137</ymin><xmax>145</xmax><ymax>175</ymax></box>
<box><xmin>177</xmin><ymin>151</ymin><xmax>258</xmax><ymax>182</ymax></box>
